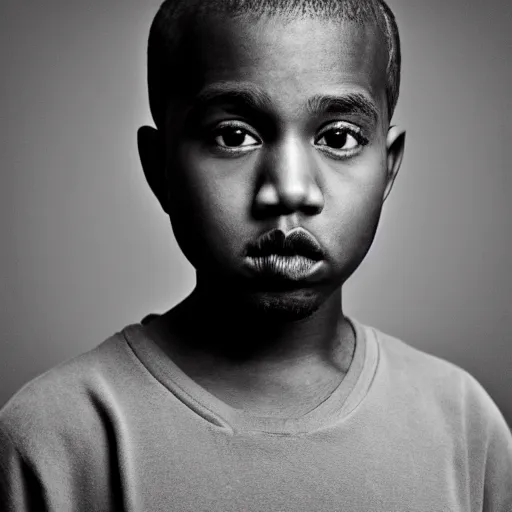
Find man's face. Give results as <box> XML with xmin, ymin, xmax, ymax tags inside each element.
<box><xmin>150</xmin><ymin>14</ymin><xmax>404</xmax><ymax>317</ymax></box>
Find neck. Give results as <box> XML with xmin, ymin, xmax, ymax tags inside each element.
<box><xmin>162</xmin><ymin>279</ymin><xmax>351</xmax><ymax>368</ymax></box>
<box><xmin>152</xmin><ymin>282</ymin><xmax>356</xmax><ymax>417</ymax></box>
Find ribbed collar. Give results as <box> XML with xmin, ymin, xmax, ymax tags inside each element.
<box><xmin>123</xmin><ymin>316</ymin><xmax>379</xmax><ymax>435</ymax></box>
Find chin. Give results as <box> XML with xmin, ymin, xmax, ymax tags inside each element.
<box><xmin>245</xmin><ymin>289</ymin><xmax>325</xmax><ymax>321</ymax></box>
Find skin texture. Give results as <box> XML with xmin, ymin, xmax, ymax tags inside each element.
<box><xmin>138</xmin><ymin>14</ymin><xmax>405</xmax><ymax>416</ymax></box>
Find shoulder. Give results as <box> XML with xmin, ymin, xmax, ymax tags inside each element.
<box><xmin>366</xmin><ymin>324</ymin><xmax>512</xmax><ymax>509</ymax></box>
<box><xmin>0</xmin><ymin>328</ymin><xmax>136</xmax><ymax>451</ymax></box>
<box><xmin>370</xmin><ymin>323</ymin><xmax>477</xmax><ymax>389</ymax></box>
<box><xmin>0</xmin><ymin>327</ymin><xmax>149</xmax><ymax>509</ymax></box>
<box><xmin>367</xmin><ymin>323</ymin><xmax>510</xmax><ymax>434</ymax></box>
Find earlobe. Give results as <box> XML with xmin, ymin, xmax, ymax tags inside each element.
<box><xmin>383</xmin><ymin>125</ymin><xmax>406</xmax><ymax>202</ymax></box>
<box><xmin>137</xmin><ymin>125</ymin><xmax>169</xmax><ymax>214</ymax></box>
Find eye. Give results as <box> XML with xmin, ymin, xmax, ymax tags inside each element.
<box><xmin>317</xmin><ymin>129</ymin><xmax>358</xmax><ymax>150</ymax></box>
<box><xmin>315</xmin><ymin>122</ymin><xmax>368</xmax><ymax>158</ymax></box>
<box><xmin>213</xmin><ymin>125</ymin><xmax>261</xmax><ymax>150</ymax></box>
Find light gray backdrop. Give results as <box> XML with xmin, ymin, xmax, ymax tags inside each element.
<box><xmin>1</xmin><ymin>0</ymin><xmax>511</xmax><ymax>425</ymax></box>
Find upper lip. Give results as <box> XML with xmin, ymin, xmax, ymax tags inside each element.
<box><xmin>246</xmin><ymin>227</ymin><xmax>324</xmax><ymax>261</ymax></box>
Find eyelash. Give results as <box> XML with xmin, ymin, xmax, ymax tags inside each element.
<box><xmin>314</xmin><ymin>121</ymin><xmax>369</xmax><ymax>159</ymax></box>
<box><xmin>208</xmin><ymin>120</ymin><xmax>369</xmax><ymax>158</ymax></box>
<box><xmin>210</xmin><ymin>121</ymin><xmax>262</xmax><ymax>154</ymax></box>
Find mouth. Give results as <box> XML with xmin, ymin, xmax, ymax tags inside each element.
<box><xmin>244</xmin><ymin>227</ymin><xmax>325</xmax><ymax>282</ymax></box>
<box><xmin>245</xmin><ymin>254</ymin><xmax>323</xmax><ymax>281</ymax></box>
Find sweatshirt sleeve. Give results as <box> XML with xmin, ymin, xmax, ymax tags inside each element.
<box><xmin>462</xmin><ymin>369</ymin><xmax>512</xmax><ymax>512</ymax></box>
<box><xmin>0</xmin><ymin>425</ymin><xmax>47</xmax><ymax>512</ymax></box>
<box><xmin>482</xmin><ymin>406</ymin><xmax>512</xmax><ymax>512</ymax></box>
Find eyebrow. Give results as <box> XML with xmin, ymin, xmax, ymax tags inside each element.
<box><xmin>306</xmin><ymin>93</ymin><xmax>380</xmax><ymax>125</ymax></box>
<box><xmin>185</xmin><ymin>83</ymin><xmax>380</xmax><ymax>126</ymax></box>
<box><xmin>186</xmin><ymin>82</ymin><xmax>274</xmax><ymax>117</ymax></box>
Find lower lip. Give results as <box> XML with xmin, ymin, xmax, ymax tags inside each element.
<box><xmin>245</xmin><ymin>255</ymin><xmax>323</xmax><ymax>281</ymax></box>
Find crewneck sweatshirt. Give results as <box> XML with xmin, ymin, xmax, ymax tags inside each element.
<box><xmin>1</xmin><ymin>318</ymin><xmax>511</xmax><ymax>511</ymax></box>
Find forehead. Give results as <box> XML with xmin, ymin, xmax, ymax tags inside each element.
<box><xmin>175</xmin><ymin>14</ymin><xmax>389</xmax><ymax>119</ymax></box>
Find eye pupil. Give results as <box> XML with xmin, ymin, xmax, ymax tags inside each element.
<box><xmin>221</xmin><ymin>128</ymin><xmax>246</xmax><ymax>147</ymax></box>
<box><xmin>324</xmin><ymin>129</ymin><xmax>348</xmax><ymax>149</ymax></box>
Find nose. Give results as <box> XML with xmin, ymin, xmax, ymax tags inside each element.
<box><xmin>253</xmin><ymin>135</ymin><xmax>324</xmax><ymax>218</ymax></box>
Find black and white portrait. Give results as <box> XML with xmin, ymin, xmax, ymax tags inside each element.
<box><xmin>1</xmin><ymin>1</ymin><xmax>511</xmax><ymax>510</ymax></box>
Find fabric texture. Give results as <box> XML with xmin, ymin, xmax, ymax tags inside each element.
<box><xmin>1</xmin><ymin>317</ymin><xmax>511</xmax><ymax>511</ymax></box>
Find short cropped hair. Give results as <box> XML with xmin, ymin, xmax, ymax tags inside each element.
<box><xmin>147</xmin><ymin>0</ymin><xmax>401</xmax><ymax>128</ymax></box>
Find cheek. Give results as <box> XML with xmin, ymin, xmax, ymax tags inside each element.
<box><xmin>323</xmin><ymin>149</ymin><xmax>387</xmax><ymax>261</ymax></box>
<box><xmin>175</xmin><ymin>150</ymin><xmax>249</xmax><ymax>225</ymax></box>
<box><xmin>167</xmin><ymin>148</ymin><xmax>253</xmax><ymax>266</ymax></box>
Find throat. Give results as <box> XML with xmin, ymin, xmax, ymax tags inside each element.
<box><xmin>147</xmin><ymin>288</ymin><xmax>355</xmax><ymax>418</ymax></box>
<box><xmin>149</xmin><ymin>308</ymin><xmax>356</xmax><ymax>419</ymax></box>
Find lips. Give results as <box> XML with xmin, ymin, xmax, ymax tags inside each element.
<box><xmin>245</xmin><ymin>227</ymin><xmax>325</xmax><ymax>282</ymax></box>
<box><xmin>246</xmin><ymin>227</ymin><xmax>324</xmax><ymax>260</ymax></box>
<box><xmin>246</xmin><ymin>254</ymin><xmax>322</xmax><ymax>281</ymax></box>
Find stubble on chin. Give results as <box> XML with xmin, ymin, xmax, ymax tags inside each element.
<box><xmin>241</xmin><ymin>290</ymin><xmax>325</xmax><ymax>321</ymax></box>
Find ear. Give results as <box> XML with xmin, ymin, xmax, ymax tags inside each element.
<box><xmin>383</xmin><ymin>125</ymin><xmax>406</xmax><ymax>202</ymax></box>
<box><xmin>137</xmin><ymin>125</ymin><xmax>169</xmax><ymax>214</ymax></box>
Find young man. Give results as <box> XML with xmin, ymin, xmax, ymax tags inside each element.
<box><xmin>1</xmin><ymin>0</ymin><xmax>511</xmax><ymax>510</ymax></box>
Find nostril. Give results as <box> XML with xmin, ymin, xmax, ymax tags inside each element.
<box><xmin>302</xmin><ymin>203</ymin><xmax>323</xmax><ymax>215</ymax></box>
<box><xmin>251</xmin><ymin>201</ymin><xmax>297</xmax><ymax>220</ymax></box>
